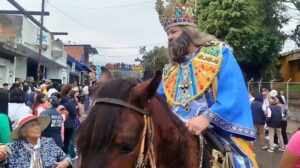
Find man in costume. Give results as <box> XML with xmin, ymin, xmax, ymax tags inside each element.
<box><xmin>155</xmin><ymin>0</ymin><xmax>258</xmax><ymax>167</ymax></box>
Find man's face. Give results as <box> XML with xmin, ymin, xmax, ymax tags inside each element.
<box><xmin>167</xmin><ymin>26</ymin><xmax>192</xmax><ymax>63</ymax></box>
<box><xmin>167</xmin><ymin>27</ymin><xmax>183</xmax><ymax>43</ymax></box>
<box><xmin>262</xmin><ymin>92</ymin><xmax>268</xmax><ymax>99</ymax></box>
<box><xmin>3</xmin><ymin>85</ymin><xmax>8</xmax><ymax>90</ymax></box>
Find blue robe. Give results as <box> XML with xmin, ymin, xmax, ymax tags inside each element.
<box><xmin>157</xmin><ymin>45</ymin><xmax>256</xmax><ymax>141</ymax></box>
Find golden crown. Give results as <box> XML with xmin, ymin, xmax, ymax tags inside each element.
<box><xmin>155</xmin><ymin>0</ymin><xmax>197</xmax><ymax>31</ymax></box>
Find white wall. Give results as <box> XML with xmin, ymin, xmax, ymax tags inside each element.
<box><xmin>47</xmin><ymin>66</ymin><xmax>68</xmax><ymax>84</ymax></box>
<box><xmin>22</xmin><ymin>17</ymin><xmax>52</xmax><ymax>59</ymax></box>
<box><xmin>14</xmin><ymin>56</ymin><xmax>27</xmax><ymax>81</ymax></box>
<box><xmin>53</xmin><ymin>50</ymin><xmax>67</xmax><ymax>68</ymax></box>
<box><xmin>0</xmin><ymin>57</ymin><xmax>14</xmax><ymax>85</ymax></box>
<box><xmin>21</xmin><ymin>16</ymin><xmax>66</xmax><ymax>68</ymax></box>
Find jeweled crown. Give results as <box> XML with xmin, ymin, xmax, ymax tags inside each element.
<box><xmin>155</xmin><ymin>0</ymin><xmax>197</xmax><ymax>31</ymax></box>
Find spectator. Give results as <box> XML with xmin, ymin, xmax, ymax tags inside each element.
<box><xmin>262</xmin><ymin>88</ymin><xmax>270</xmax><ymax>113</ymax></box>
<box><xmin>279</xmin><ymin>90</ymin><xmax>287</xmax><ymax>104</ymax></box>
<box><xmin>82</xmin><ymin>80</ymin><xmax>90</xmax><ymax>112</ymax></box>
<box><xmin>22</xmin><ymin>82</ymin><xmax>31</xmax><ymax>94</ymax></box>
<box><xmin>41</xmin><ymin>96</ymin><xmax>64</xmax><ymax>148</ymax></box>
<box><xmin>0</xmin><ymin>114</ymin><xmax>71</xmax><ymax>168</ymax></box>
<box><xmin>32</xmin><ymin>92</ymin><xmax>46</xmax><ymax>116</ymax></box>
<box><xmin>280</xmin><ymin>130</ymin><xmax>300</xmax><ymax>168</ymax></box>
<box><xmin>47</xmin><ymin>82</ymin><xmax>59</xmax><ymax>98</ymax></box>
<box><xmin>266</xmin><ymin>93</ymin><xmax>285</xmax><ymax>152</ymax></box>
<box><xmin>8</xmin><ymin>87</ymin><xmax>32</xmax><ymax>129</ymax></box>
<box><xmin>60</xmin><ymin>84</ymin><xmax>77</xmax><ymax>156</ymax></box>
<box><xmin>274</xmin><ymin>94</ymin><xmax>289</xmax><ymax>146</ymax></box>
<box><xmin>26</xmin><ymin>76</ymin><xmax>35</xmax><ymax>91</ymax></box>
<box><xmin>2</xmin><ymin>83</ymin><xmax>9</xmax><ymax>91</ymax></box>
<box><xmin>9</xmin><ymin>83</ymin><xmax>21</xmax><ymax>92</ymax></box>
<box><xmin>25</xmin><ymin>91</ymin><xmax>36</xmax><ymax>108</ymax></box>
<box><xmin>0</xmin><ymin>112</ymin><xmax>11</xmax><ymax>144</ymax></box>
<box><xmin>0</xmin><ymin>88</ymin><xmax>11</xmax><ymax>144</ymax></box>
<box><xmin>251</xmin><ymin>93</ymin><xmax>267</xmax><ymax>149</ymax></box>
<box><xmin>0</xmin><ymin>87</ymin><xmax>9</xmax><ymax>119</ymax></box>
<box><xmin>51</xmin><ymin>92</ymin><xmax>61</xmax><ymax>99</ymax></box>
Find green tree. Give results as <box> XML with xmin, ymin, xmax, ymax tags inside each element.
<box><xmin>135</xmin><ymin>46</ymin><xmax>169</xmax><ymax>79</ymax></box>
<box><xmin>282</xmin><ymin>0</ymin><xmax>300</xmax><ymax>46</ymax></box>
<box><xmin>196</xmin><ymin>0</ymin><xmax>286</xmax><ymax>79</ymax></box>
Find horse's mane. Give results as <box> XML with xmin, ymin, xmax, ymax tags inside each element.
<box><xmin>78</xmin><ymin>78</ymin><xmax>136</xmax><ymax>157</ymax></box>
<box><xmin>155</xmin><ymin>95</ymin><xmax>188</xmax><ymax>135</ymax></box>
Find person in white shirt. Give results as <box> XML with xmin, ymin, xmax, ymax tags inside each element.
<box><xmin>46</xmin><ymin>82</ymin><xmax>59</xmax><ymax>98</ymax></box>
<box><xmin>262</xmin><ymin>88</ymin><xmax>270</xmax><ymax>114</ymax></box>
<box><xmin>279</xmin><ymin>90</ymin><xmax>287</xmax><ymax>105</ymax></box>
<box><xmin>8</xmin><ymin>87</ymin><xmax>32</xmax><ymax>129</ymax></box>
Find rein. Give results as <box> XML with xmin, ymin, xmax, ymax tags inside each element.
<box><xmin>94</xmin><ymin>97</ymin><xmax>204</xmax><ymax>168</ymax></box>
<box><xmin>94</xmin><ymin>98</ymin><xmax>156</xmax><ymax>168</ymax></box>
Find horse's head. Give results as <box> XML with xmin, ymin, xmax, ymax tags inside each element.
<box><xmin>77</xmin><ymin>72</ymin><xmax>200</xmax><ymax>168</ymax></box>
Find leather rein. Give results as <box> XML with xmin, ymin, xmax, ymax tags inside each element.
<box><xmin>94</xmin><ymin>98</ymin><xmax>157</xmax><ymax>168</ymax></box>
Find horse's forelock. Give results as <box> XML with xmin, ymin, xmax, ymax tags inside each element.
<box><xmin>78</xmin><ymin>79</ymin><xmax>137</xmax><ymax>164</ymax></box>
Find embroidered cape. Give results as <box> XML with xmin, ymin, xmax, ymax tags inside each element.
<box><xmin>157</xmin><ymin>43</ymin><xmax>256</xmax><ymax>140</ymax></box>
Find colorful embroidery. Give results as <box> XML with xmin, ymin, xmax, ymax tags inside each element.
<box><xmin>163</xmin><ymin>44</ymin><xmax>223</xmax><ymax>106</ymax></box>
<box><xmin>163</xmin><ymin>64</ymin><xmax>179</xmax><ymax>102</ymax></box>
<box><xmin>203</xmin><ymin>110</ymin><xmax>257</xmax><ymax>139</ymax></box>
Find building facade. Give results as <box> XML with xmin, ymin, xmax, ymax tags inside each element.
<box><xmin>0</xmin><ymin>14</ymin><xmax>68</xmax><ymax>85</ymax></box>
<box><xmin>278</xmin><ymin>49</ymin><xmax>300</xmax><ymax>82</ymax></box>
<box><xmin>64</xmin><ymin>44</ymin><xmax>97</xmax><ymax>84</ymax></box>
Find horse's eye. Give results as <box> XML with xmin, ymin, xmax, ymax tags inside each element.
<box><xmin>118</xmin><ymin>143</ymin><xmax>136</xmax><ymax>154</ymax></box>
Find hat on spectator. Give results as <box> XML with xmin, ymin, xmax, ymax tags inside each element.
<box><xmin>48</xmin><ymin>96</ymin><xmax>59</xmax><ymax>108</ymax></box>
<box><xmin>269</xmin><ymin>90</ymin><xmax>278</xmax><ymax>97</ymax></box>
<box><xmin>10</xmin><ymin>114</ymin><xmax>50</xmax><ymax>140</ymax></box>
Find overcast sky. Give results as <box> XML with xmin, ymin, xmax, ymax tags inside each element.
<box><xmin>1</xmin><ymin>0</ymin><xmax>299</xmax><ymax>64</ymax></box>
<box><xmin>1</xmin><ymin>0</ymin><xmax>168</xmax><ymax>65</ymax></box>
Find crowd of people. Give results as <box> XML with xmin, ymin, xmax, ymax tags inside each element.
<box><xmin>0</xmin><ymin>76</ymin><xmax>91</xmax><ymax>167</ymax></box>
<box><xmin>0</xmin><ymin>74</ymin><xmax>299</xmax><ymax>167</ymax></box>
<box><xmin>250</xmin><ymin>89</ymin><xmax>288</xmax><ymax>152</ymax></box>
<box><xmin>250</xmin><ymin>88</ymin><xmax>300</xmax><ymax>167</ymax></box>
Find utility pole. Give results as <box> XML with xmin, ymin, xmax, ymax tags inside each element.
<box><xmin>37</xmin><ymin>0</ymin><xmax>45</xmax><ymax>82</ymax></box>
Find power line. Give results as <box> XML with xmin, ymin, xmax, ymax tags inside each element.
<box><xmin>93</xmin><ymin>41</ymin><xmax>167</xmax><ymax>49</ymax></box>
<box><xmin>50</xmin><ymin>0</ymin><xmax>154</xmax><ymax>10</ymax></box>
<box><xmin>47</xmin><ymin>2</ymin><xmax>167</xmax><ymax>49</ymax></box>
<box><xmin>63</xmin><ymin>41</ymin><xmax>167</xmax><ymax>49</ymax></box>
<box><xmin>47</xmin><ymin>2</ymin><xmax>125</xmax><ymax>43</ymax></box>
<box><xmin>96</xmin><ymin>54</ymin><xmax>141</xmax><ymax>57</ymax></box>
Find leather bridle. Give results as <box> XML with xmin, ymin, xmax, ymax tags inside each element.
<box><xmin>94</xmin><ymin>97</ymin><xmax>157</xmax><ymax>168</ymax></box>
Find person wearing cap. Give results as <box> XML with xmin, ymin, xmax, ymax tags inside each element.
<box><xmin>41</xmin><ymin>96</ymin><xmax>64</xmax><ymax>148</ymax></box>
<box><xmin>0</xmin><ymin>114</ymin><xmax>71</xmax><ymax>168</ymax></box>
<box><xmin>265</xmin><ymin>90</ymin><xmax>285</xmax><ymax>152</ymax></box>
<box><xmin>155</xmin><ymin>0</ymin><xmax>257</xmax><ymax>167</ymax></box>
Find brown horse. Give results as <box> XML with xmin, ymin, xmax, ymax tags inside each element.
<box><xmin>77</xmin><ymin>72</ymin><xmax>214</xmax><ymax>168</ymax></box>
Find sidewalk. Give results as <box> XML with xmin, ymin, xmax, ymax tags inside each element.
<box><xmin>287</xmin><ymin>119</ymin><xmax>300</xmax><ymax>134</ymax></box>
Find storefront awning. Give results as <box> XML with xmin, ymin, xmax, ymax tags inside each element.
<box><xmin>67</xmin><ymin>55</ymin><xmax>91</xmax><ymax>72</ymax></box>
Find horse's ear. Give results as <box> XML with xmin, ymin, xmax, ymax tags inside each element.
<box><xmin>132</xmin><ymin>71</ymin><xmax>162</xmax><ymax>104</ymax></box>
<box><xmin>99</xmin><ymin>67</ymin><xmax>113</xmax><ymax>81</ymax></box>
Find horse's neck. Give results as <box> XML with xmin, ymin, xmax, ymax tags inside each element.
<box><xmin>150</xmin><ymin>98</ymin><xmax>199</xmax><ymax>168</ymax></box>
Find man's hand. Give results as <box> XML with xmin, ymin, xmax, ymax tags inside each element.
<box><xmin>186</xmin><ymin>115</ymin><xmax>210</xmax><ymax>135</ymax></box>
